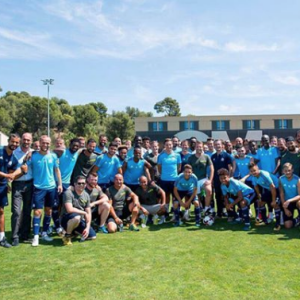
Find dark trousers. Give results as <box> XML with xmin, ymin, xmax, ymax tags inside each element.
<box><xmin>11</xmin><ymin>180</ymin><xmax>33</xmax><ymax>239</ymax></box>
<box><xmin>214</xmin><ymin>180</ymin><xmax>224</xmax><ymax>217</ymax></box>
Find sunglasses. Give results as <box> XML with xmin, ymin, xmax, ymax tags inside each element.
<box><xmin>76</xmin><ymin>182</ymin><xmax>86</xmax><ymax>186</ymax></box>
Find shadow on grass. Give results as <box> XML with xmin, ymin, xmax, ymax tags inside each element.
<box><xmin>182</xmin><ymin>217</ymin><xmax>300</xmax><ymax>240</ymax></box>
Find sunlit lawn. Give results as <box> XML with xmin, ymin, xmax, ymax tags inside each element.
<box><xmin>1</xmin><ymin>204</ymin><xmax>300</xmax><ymax>300</ymax></box>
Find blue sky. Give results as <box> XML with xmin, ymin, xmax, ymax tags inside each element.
<box><xmin>1</xmin><ymin>0</ymin><xmax>300</xmax><ymax>116</ymax></box>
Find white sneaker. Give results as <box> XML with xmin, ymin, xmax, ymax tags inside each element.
<box><xmin>153</xmin><ymin>214</ymin><xmax>159</xmax><ymax>225</ymax></box>
<box><xmin>32</xmin><ymin>235</ymin><xmax>39</xmax><ymax>247</ymax></box>
<box><xmin>41</xmin><ymin>233</ymin><xmax>53</xmax><ymax>242</ymax></box>
<box><xmin>140</xmin><ymin>214</ymin><xmax>147</xmax><ymax>228</ymax></box>
<box><xmin>183</xmin><ymin>210</ymin><xmax>190</xmax><ymax>221</ymax></box>
<box><xmin>158</xmin><ymin>216</ymin><xmax>166</xmax><ymax>224</ymax></box>
<box><xmin>56</xmin><ymin>227</ymin><xmax>64</xmax><ymax>236</ymax></box>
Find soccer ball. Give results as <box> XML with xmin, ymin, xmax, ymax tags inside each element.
<box><xmin>203</xmin><ymin>215</ymin><xmax>214</xmax><ymax>226</ymax></box>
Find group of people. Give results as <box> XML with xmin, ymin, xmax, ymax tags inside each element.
<box><xmin>1</xmin><ymin>131</ymin><xmax>300</xmax><ymax>248</ymax></box>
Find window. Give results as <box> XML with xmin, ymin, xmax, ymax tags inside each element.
<box><xmin>242</xmin><ymin>120</ymin><xmax>260</xmax><ymax>130</ymax></box>
<box><xmin>274</xmin><ymin>119</ymin><xmax>292</xmax><ymax>129</ymax></box>
<box><xmin>148</xmin><ymin>122</ymin><xmax>168</xmax><ymax>132</ymax></box>
<box><xmin>212</xmin><ymin>120</ymin><xmax>230</xmax><ymax>131</ymax></box>
<box><xmin>179</xmin><ymin>121</ymin><xmax>199</xmax><ymax>131</ymax></box>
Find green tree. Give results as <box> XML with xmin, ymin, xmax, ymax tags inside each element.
<box><xmin>105</xmin><ymin>111</ymin><xmax>135</xmax><ymax>142</ymax></box>
<box><xmin>154</xmin><ymin>97</ymin><xmax>181</xmax><ymax>116</ymax></box>
<box><xmin>90</xmin><ymin>102</ymin><xmax>107</xmax><ymax>125</ymax></box>
<box><xmin>73</xmin><ymin>104</ymin><xmax>100</xmax><ymax>137</ymax></box>
<box><xmin>125</xmin><ymin>106</ymin><xmax>153</xmax><ymax>119</ymax></box>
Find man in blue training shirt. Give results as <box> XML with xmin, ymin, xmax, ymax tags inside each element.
<box><xmin>0</xmin><ymin>133</ymin><xmax>25</xmax><ymax>248</ymax></box>
<box><xmin>123</xmin><ymin>146</ymin><xmax>151</xmax><ymax>192</ymax></box>
<box><xmin>157</xmin><ymin>138</ymin><xmax>182</xmax><ymax>223</ymax></box>
<box><xmin>218</xmin><ymin>168</ymin><xmax>255</xmax><ymax>231</ymax></box>
<box><xmin>29</xmin><ymin>135</ymin><xmax>63</xmax><ymax>247</ymax></box>
<box><xmin>279</xmin><ymin>163</ymin><xmax>300</xmax><ymax>229</ymax></box>
<box><xmin>52</xmin><ymin>138</ymin><xmax>81</xmax><ymax>235</ymax></box>
<box><xmin>257</xmin><ymin>135</ymin><xmax>280</xmax><ymax>175</ymax></box>
<box><xmin>173</xmin><ymin>164</ymin><xmax>200</xmax><ymax>227</ymax></box>
<box><xmin>249</xmin><ymin>162</ymin><xmax>281</xmax><ymax>231</ymax></box>
<box><xmin>91</xmin><ymin>142</ymin><xmax>122</xmax><ymax>192</ymax></box>
<box><xmin>95</xmin><ymin>134</ymin><xmax>108</xmax><ymax>154</ymax></box>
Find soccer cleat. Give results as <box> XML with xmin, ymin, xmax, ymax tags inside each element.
<box><xmin>56</xmin><ymin>227</ymin><xmax>64</xmax><ymax>237</ymax></box>
<box><xmin>183</xmin><ymin>210</ymin><xmax>190</xmax><ymax>221</ymax></box>
<box><xmin>98</xmin><ymin>225</ymin><xmax>108</xmax><ymax>234</ymax></box>
<box><xmin>294</xmin><ymin>217</ymin><xmax>300</xmax><ymax>227</ymax></box>
<box><xmin>255</xmin><ymin>220</ymin><xmax>267</xmax><ymax>226</ymax></box>
<box><xmin>158</xmin><ymin>216</ymin><xmax>166</xmax><ymax>225</ymax></box>
<box><xmin>62</xmin><ymin>236</ymin><xmax>72</xmax><ymax>246</ymax></box>
<box><xmin>195</xmin><ymin>222</ymin><xmax>201</xmax><ymax>228</ymax></box>
<box><xmin>12</xmin><ymin>238</ymin><xmax>19</xmax><ymax>247</ymax></box>
<box><xmin>41</xmin><ymin>233</ymin><xmax>53</xmax><ymax>242</ymax></box>
<box><xmin>243</xmin><ymin>224</ymin><xmax>251</xmax><ymax>231</ymax></box>
<box><xmin>0</xmin><ymin>237</ymin><xmax>12</xmax><ymax>248</ymax></box>
<box><xmin>129</xmin><ymin>224</ymin><xmax>140</xmax><ymax>231</ymax></box>
<box><xmin>273</xmin><ymin>225</ymin><xmax>281</xmax><ymax>232</ymax></box>
<box><xmin>173</xmin><ymin>220</ymin><xmax>183</xmax><ymax>227</ymax></box>
<box><xmin>47</xmin><ymin>225</ymin><xmax>54</xmax><ymax>235</ymax></box>
<box><xmin>32</xmin><ymin>235</ymin><xmax>39</xmax><ymax>247</ymax></box>
<box><xmin>140</xmin><ymin>214</ymin><xmax>148</xmax><ymax>228</ymax></box>
<box><xmin>229</xmin><ymin>218</ymin><xmax>242</xmax><ymax>225</ymax></box>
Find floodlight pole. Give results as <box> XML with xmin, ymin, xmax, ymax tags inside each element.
<box><xmin>41</xmin><ymin>79</ymin><xmax>54</xmax><ymax>137</ymax></box>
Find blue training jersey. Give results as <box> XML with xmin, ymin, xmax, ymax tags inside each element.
<box><xmin>158</xmin><ymin>151</ymin><xmax>181</xmax><ymax>181</ymax></box>
<box><xmin>0</xmin><ymin>146</ymin><xmax>18</xmax><ymax>185</ymax></box>
<box><xmin>252</xmin><ymin>170</ymin><xmax>279</xmax><ymax>190</ymax></box>
<box><xmin>279</xmin><ymin>174</ymin><xmax>299</xmax><ymax>201</ymax></box>
<box><xmin>30</xmin><ymin>151</ymin><xmax>59</xmax><ymax>190</ymax></box>
<box><xmin>180</xmin><ymin>152</ymin><xmax>192</xmax><ymax>171</ymax></box>
<box><xmin>221</xmin><ymin>178</ymin><xmax>254</xmax><ymax>197</ymax></box>
<box><xmin>235</xmin><ymin>156</ymin><xmax>252</xmax><ymax>179</ymax></box>
<box><xmin>257</xmin><ymin>147</ymin><xmax>279</xmax><ymax>174</ymax></box>
<box><xmin>124</xmin><ymin>157</ymin><xmax>145</xmax><ymax>185</ymax></box>
<box><xmin>95</xmin><ymin>153</ymin><xmax>121</xmax><ymax>184</ymax></box>
<box><xmin>174</xmin><ymin>173</ymin><xmax>198</xmax><ymax>192</ymax></box>
<box><xmin>59</xmin><ymin>149</ymin><xmax>79</xmax><ymax>184</ymax></box>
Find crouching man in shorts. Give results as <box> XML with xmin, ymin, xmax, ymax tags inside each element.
<box><xmin>106</xmin><ymin>174</ymin><xmax>140</xmax><ymax>233</ymax></box>
<box><xmin>135</xmin><ymin>176</ymin><xmax>166</xmax><ymax>227</ymax></box>
<box><xmin>61</xmin><ymin>175</ymin><xmax>96</xmax><ymax>245</ymax></box>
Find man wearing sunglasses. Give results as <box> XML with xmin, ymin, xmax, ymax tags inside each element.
<box><xmin>61</xmin><ymin>175</ymin><xmax>96</xmax><ymax>246</ymax></box>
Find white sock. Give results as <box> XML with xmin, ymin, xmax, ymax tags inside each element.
<box><xmin>0</xmin><ymin>232</ymin><xmax>5</xmax><ymax>240</ymax></box>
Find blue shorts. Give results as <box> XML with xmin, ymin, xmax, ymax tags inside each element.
<box><xmin>228</xmin><ymin>192</ymin><xmax>255</xmax><ymax>206</ymax></box>
<box><xmin>244</xmin><ymin>192</ymin><xmax>255</xmax><ymax>205</ymax></box>
<box><xmin>174</xmin><ymin>190</ymin><xmax>198</xmax><ymax>204</ymax></box>
<box><xmin>32</xmin><ymin>187</ymin><xmax>57</xmax><ymax>209</ymax></box>
<box><xmin>261</xmin><ymin>188</ymin><xmax>278</xmax><ymax>204</ymax></box>
<box><xmin>61</xmin><ymin>213</ymin><xmax>96</xmax><ymax>238</ymax></box>
<box><xmin>0</xmin><ymin>184</ymin><xmax>8</xmax><ymax>208</ymax></box>
<box><xmin>159</xmin><ymin>180</ymin><xmax>175</xmax><ymax>195</ymax></box>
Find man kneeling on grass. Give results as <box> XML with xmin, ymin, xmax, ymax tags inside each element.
<box><xmin>218</xmin><ymin>168</ymin><xmax>255</xmax><ymax>231</ymax></box>
<box><xmin>135</xmin><ymin>176</ymin><xmax>166</xmax><ymax>227</ymax></box>
<box><xmin>106</xmin><ymin>174</ymin><xmax>140</xmax><ymax>233</ymax></box>
<box><xmin>61</xmin><ymin>175</ymin><xmax>96</xmax><ymax>246</ymax></box>
<box><xmin>85</xmin><ymin>172</ymin><xmax>110</xmax><ymax>234</ymax></box>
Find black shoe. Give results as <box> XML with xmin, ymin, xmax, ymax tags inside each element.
<box><xmin>12</xmin><ymin>238</ymin><xmax>19</xmax><ymax>247</ymax></box>
<box><xmin>0</xmin><ymin>237</ymin><xmax>12</xmax><ymax>248</ymax></box>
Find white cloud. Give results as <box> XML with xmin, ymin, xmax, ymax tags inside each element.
<box><xmin>225</xmin><ymin>42</ymin><xmax>279</xmax><ymax>53</ymax></box>
<box><xmin>272</xmin><ymin>75</ymin><xmax>300</xmax><ymax>86</ymax></box>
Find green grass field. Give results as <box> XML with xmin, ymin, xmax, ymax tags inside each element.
<box><xmin>1</xmin><ymin>206</ymin><xmax>300</xmax><ymax>300</ymax></box>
